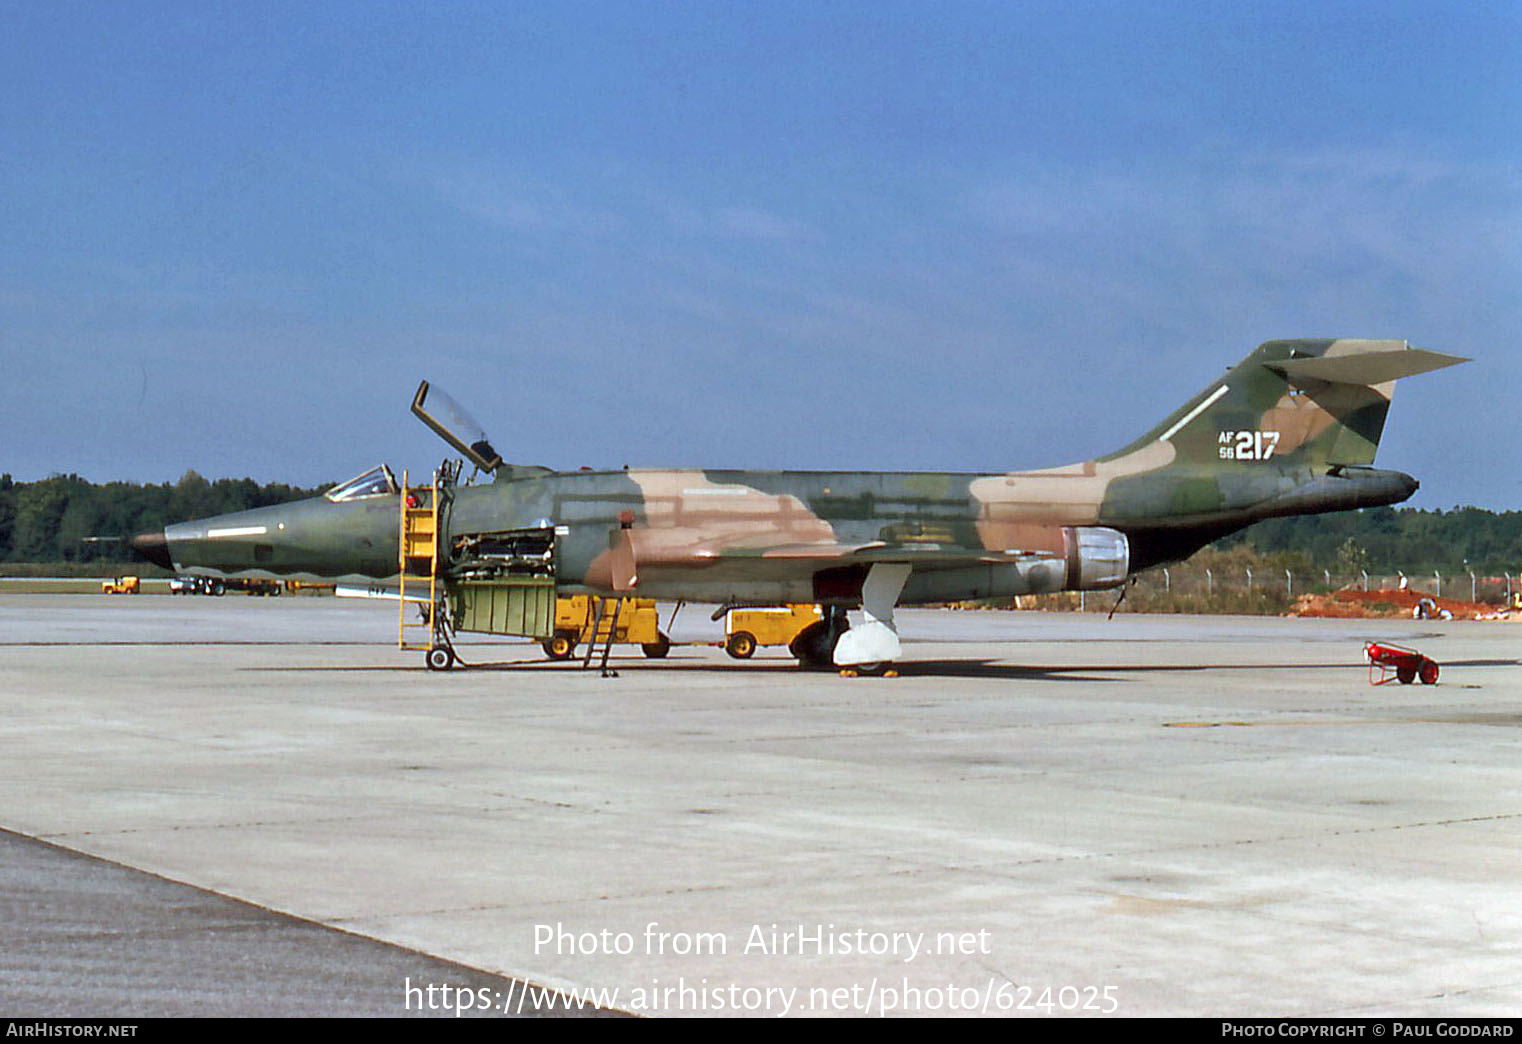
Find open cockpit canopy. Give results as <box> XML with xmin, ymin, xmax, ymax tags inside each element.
<box><xmin>411</xmin><ymin>381</ymin><xmax>504</xmax><ymax>474</ymax></box>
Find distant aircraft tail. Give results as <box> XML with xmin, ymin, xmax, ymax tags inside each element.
<box><xmin>1110</xmin><ymin>338</ymin><xmax>1467</xmax><ymax>471</ymax></box>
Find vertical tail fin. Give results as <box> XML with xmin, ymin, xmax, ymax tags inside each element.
<box><xmin>1113</xmin><ymin>339</ymin><xmax>1467</xmax><ymax>471</ymax></box>
<box><xmin>1092</xmin><ymin>338</ymin><xmax>1464</xmax><ymax>570</ymax></box>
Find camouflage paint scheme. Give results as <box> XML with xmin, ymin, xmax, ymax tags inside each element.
<box><xmin>140</xmin><ymin>339</ymin><xmax>1463</xmax><ymax>611</ymax></box>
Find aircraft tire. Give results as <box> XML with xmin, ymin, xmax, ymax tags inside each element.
<box><xmin>790</xmin><ymin>619</ymin><xmax>847</xmax><ymax>669</ymax></box>
<box><xmin>789</xmin><ymin>622</ymin><xmax>825</xmax><ymax>666</ymax></box>
<box><xmin>426</xmin><ymin>647</ymin><xmax>455</xmax><ymax>671</ymax></box>
<box><xmin>725</xmin><ymin>632</ymin><xmax>757</xmax><ymax>659</ymax></box>
<box><xmin>543</xmin><ymin>632</ymin><xmax>577</xmax><ymax>660</ymax></box>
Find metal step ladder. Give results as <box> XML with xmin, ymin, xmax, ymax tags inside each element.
<box><xmin>580</xmin><ymin>595</ymin><xmax>625</xmax><ymax>676</ymax></box>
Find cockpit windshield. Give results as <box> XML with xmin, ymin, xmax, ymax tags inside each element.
<box><xmin>325</xmin><ymin>465</ymin><xmax>399</xmax><ymax>503</ymax></box>
<box><xmin>411</xmin><ymin>381</ymin><xmax>504</xmax><ymax>473</ymax></box>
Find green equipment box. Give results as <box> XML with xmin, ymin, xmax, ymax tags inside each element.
<box><xmin>451</xmin><ymin>577</ymin><xmax>556</xmax><ymax>639</ymax></box>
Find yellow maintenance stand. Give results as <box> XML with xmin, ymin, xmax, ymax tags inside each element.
<box><xmin>542</xmin><ymin>596</ymin><xmax>670</xmax><ymax>661</ymax></box>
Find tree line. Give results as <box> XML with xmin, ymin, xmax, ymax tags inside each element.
<box><xmin>0</xmin><ymin>471</ymin><xmax>1518</xmax><ymax>574</ymax></box>
<box><xmin>0</xmin><ymin>472</ymin><xmax>326</xmax><ymax>564</ymax></box>
<box><xmin>1213</xmin><ymin>506</ymin><xmax>1522</xmax><ymax>577</ymax></box>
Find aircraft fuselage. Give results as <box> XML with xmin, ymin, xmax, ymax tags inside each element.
<box><xmin>143</xmin><ymin>459</ymin><xmax>1416</xmax><ymax>606</ymax></box>
<box><xmin>132</xmin><ymin>339</ymin><xmax>1459</xmax><ymax>629</ymax></box>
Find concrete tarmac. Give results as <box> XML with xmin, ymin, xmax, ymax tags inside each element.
<box><xmin>1</xmin><ymin>594</ymin><xmax>1519</xmax><ymax>1017</ymax></box>
<box><xmin>0</xmin><ymin>829</ymin><xmax>612</xmax><ymax>1017</ymax></box>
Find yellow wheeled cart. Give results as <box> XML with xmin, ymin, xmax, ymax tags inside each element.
<box><xmin>723</xmin><ymin>605</ymin><xmax>822</xmax><ymax>658</ymax></box>
<box><xmin>543</xmin><ymin>596</ymin><xmax>671</xmax><ymax>660</ymax></box>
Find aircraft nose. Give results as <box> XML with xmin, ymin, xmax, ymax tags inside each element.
<box><xmin>130</xmin><ymin>529</ymin><xmax>174</xmax><ymax>570</ymax></box>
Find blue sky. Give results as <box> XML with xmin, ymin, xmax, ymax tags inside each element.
<box><xmin>3</xmin><ymin>1</ymin><xmax>1517</xmax><ymax>508</ymax></box>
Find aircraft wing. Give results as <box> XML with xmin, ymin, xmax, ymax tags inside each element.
<box><xmin>679</xmin><ymin>541</ymin><xmax>1056</xmax><ymax>569</ymax></box>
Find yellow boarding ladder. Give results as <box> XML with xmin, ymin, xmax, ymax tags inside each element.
<box><xmin>398</xmin><ymin>470</ymin><xmax>441</xmax><ymax>653</ymax></box>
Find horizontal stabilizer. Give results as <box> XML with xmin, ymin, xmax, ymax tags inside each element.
<box><xmin>1265</xmin><ymin>346</ymin><xmax>1468</xmax><ymax>386</ymax></box>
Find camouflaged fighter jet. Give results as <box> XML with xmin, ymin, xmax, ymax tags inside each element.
<box><xmin>132</xmin><ymin>338</ymin><xmax>1464</xmax><ymax>670</ymax></box>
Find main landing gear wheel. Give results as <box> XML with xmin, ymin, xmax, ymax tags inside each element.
<box><xmin>824</xmin><ymin>564</ymin><xmax>912</xmax><ymax>677</ymax></box>
<box><xmin>790</xmin><ymin>607</ymin><xmax>850</xmax><ymax>669</ymax></box>
<box><xmin>642</xmin><ymin>632</ymin><xmax>672</xmax><ymax>659</ymax></box>
<box><xmin>542</xmin><ymin>632</ymin><xmax>577</xmax><ymax>661</ymax></box>
<box><xmin>425</xmin><ymin>646</ymin><xmax>456</xmax><ymax>671</ymax></box>
<box><xmin>725</xmin><ymin>631</ymin><xmax>757</xmax><ymax>659</ymax></box>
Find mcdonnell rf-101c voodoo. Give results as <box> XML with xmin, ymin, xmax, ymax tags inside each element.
<box><xmin>132</xmin><ymin>338</ymin><xmax>1464</xmax><ymax>672</ymax></box>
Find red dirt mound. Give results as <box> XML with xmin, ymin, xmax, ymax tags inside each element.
<box><xmin>1290</xmin><ymin>587</ymin><xmax>1493</xmax><ymax>620</ymax></box>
